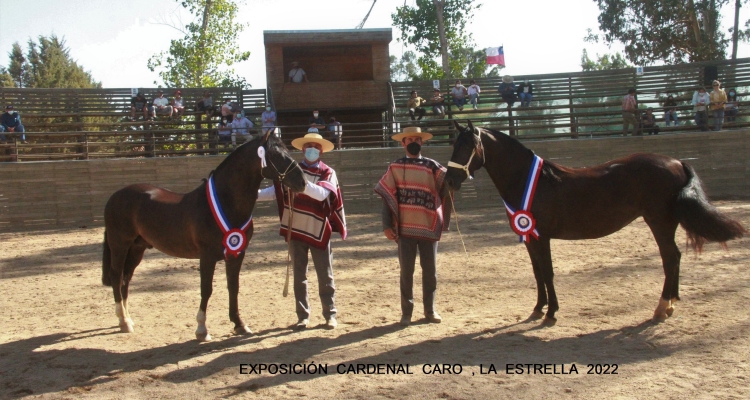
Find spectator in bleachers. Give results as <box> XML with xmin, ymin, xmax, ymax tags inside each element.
<box><xmin>309</xmin><ymin>109</ymin><xmax>326</xmax><ymax>131</ymax></box>
<box><xmin>288</xmin><ymin>61</ymin><xmax>308</xmax><ymax>83</ymax></box>
<box><xmin>261</xmin><ymin>103</ymin><xmax>277</xmax><ymax>135</ymax></box>
<box><xmin>407</xmin><ymin>90</ymin><xmax>427</xmax><ymax>120</ymax></box>
<box><xmin>217</xmin><ymin>116</ymin><xmax>232</xmax><ymax>144</ymax></box>
<box><xmin>663</xmin><ymin>94</ymin><xmax>679</xmax><ymax>126</ymax></box>
<box><xmin>692</xmin><ymin>86</ymin><xmax>710</xmax><ymax>132</ymax></box>
<box><xmin>517</xmin><ymin>80</ymin><xmax>533</xmax><ymax>107</ymax></box>
<box><xmin>152</xmin><ymin>90</ymin><xmax>173</xmax><ymax>118</ymax></box>
<box><xmin>467</xmin><ymin>80</ymin><xmax>481</xmax><ymax>110</ymax></box>
<box><xmin>641</xmin><ymin>108</ymin><xmax>659</xmax><ymax>135</ymax></box>
<box><xmin>195</xmin><ymin>91</ymin><xmax>217</xmax><ymax>117</ymax></box>
<box><xmin>328</xmin><ymin>117</ymin><xmax>342</xmax><ymax>149</ymax></box>
<box><xmin>709</xmin><ymin>80</ymin><xmax>727</xmax><ymax>131</ymax></box>
<box><xmin>0</xmin><ymin>105</ymin><xmax>26</xmax><ymax>144</ymax></box>
<box><xmin>622</xmin><ymin>88</ymin><xmax>639</xmax><ymax>136</ymax></box>
<box><xmin>172</xmin><ymin>90</ymin><xmax>185</xmax><ymax>118</ymax></box>
<box><xmin>498</xmin><ymin>75</ymin><xmax>517</xmax><ymax>107</ymax></box>
<box><xmin>450</xmin><ymin>80</ymin><xmax>468</xmax><ymax>111</ymax></box>
<box><xmin>130</xmin><ymin>92</ymin><xmax>150</xmax><ymax>121</ymax></box>
<box><xmin>221</xmin><ymin>97</ymin><xmax>237</xmax><ymax>124</ymax></box>
<box><xmin>230</xmin><ymin>110</ymin><xmax>254</xmax><ymax>146</ymax></box>
<box><xmin>430</xmin><ymin>89</ymin><xmax>445</xmax><ymax>118</ymax></box>
<box><xmin>725</xmin><ymin>88</ymin><xmax>739</xmax><ymax>122</ymax></box>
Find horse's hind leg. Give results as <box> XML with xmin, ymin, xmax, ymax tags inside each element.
<box><xmin>645</xmin><ymin>217</ymin><xmax>681</xmax><ymax>322</ymax></box>
<box><xmin>196</xmin><ymin>257</ymin><xmax>217</xmax><ymax>341</ymax></box>
<box><xmin>121</xmin><ymin>244</ymin><xmax>147</xmax><ymax>328</ymax></box>
<box><xmin>226</xmin><ymin>255</ymin><xmax>251</xmax><ymax>335</ymax></box>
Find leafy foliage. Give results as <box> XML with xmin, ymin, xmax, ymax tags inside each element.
<box><xmin>391</xmin><ymin>0</ymin><xmax>496</xmax><ymax>79</ymax></box>
<box><xmin>2</xmin><ymin>35</ymin><xmax>100</xmax><ymax>88</ymax></box>
<box><xmin>580</xmin><ymin>49</ymin><xmax>633</xmax><ymax>71</ymax></box>
<box><xmin>148</xmin><ymin>0</ymin><xmax>251</xmax><ymax>88</ymax></box>
<box><xmin>587</xmin><ymin>0</ymin><xmax>730</xmax><ymax>64</ymax></box>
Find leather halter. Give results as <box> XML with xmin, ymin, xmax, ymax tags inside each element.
<box><xmin>447</xmin><ymin>128</ymin><xmax>485</xmax><ymax>179</ymax></box>
<box><xmin>262</xmin><ymin>145</ymin><xmax>299</xmax><ymax>184</ymax></box>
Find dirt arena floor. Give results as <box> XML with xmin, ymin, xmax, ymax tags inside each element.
<box><xmin>1</xmin><ymin>201</ymin><xmax>749</xmax><ymax>399</ymax></box>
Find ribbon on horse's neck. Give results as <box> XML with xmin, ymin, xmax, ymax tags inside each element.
<box><xmin>447</xmin><ymin>127</ymin><xmax>485</xmax><ymax>179</ymax></box>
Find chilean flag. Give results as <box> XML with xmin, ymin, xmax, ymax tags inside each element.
<box><xmin>486</xmin><ymin>46</ymin><xmax>505</xmax><ymax>66</ymax></box>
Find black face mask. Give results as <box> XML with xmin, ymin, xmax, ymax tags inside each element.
<box><xmin>406</xmin><ymin>142</ymin><xmax>421</xmax><ymax>156</ymax></box>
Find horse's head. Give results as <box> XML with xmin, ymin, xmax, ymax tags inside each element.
<box><xmin>445</xmin><ymin>120</ymin><xmax>484</xmax><ymax>191</ymax></box>
<box><xmin>261</xmin><ymin>133</ymin><xmax>306</xmax><ymax>193</ymax></box>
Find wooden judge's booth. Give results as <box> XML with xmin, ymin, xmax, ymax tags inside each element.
<box><xmin>264</xmin><ymin>28</ymin><xmax>392</xmax><ymax>145</ymax></box>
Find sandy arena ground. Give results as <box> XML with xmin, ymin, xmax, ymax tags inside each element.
<box><xmin>1</xmin><ymin>202</ymin><xmax>750</xmax><ymax>399</ymax></box>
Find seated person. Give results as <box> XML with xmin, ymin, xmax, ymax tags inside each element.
<box><xmin>663</xmin><ymin>94</ymin><xmax>679</xmax><ymax>126</ymax></box>
<box><xmin>221</xmin><ymin>97</ymin><xmax>237</xmax><ymax>123</ymax></box>
<box><xmin>328</xmin><ymin>117</ymin><xmax>342</xmax><ymax>149</ymax></box>
<box><xmin>641</xmin><ymin>108</ymin><xmax>659</xmax><ymax>135</ymax></box>
<box><xmin>288</xmin><ymin>61</ymin><xmax>308</xmax><ymax>83</ymax></box>
<box><xmin>467</xmin><ymin>80</ymin><xmax>481</xmax><ymax>110</ymax></box>
<box><xmin>517</xmin><ymin>80</ymin><xmax>533</xmax><ymax>107</ymax></box>
<box><xmin>725</xmin><ymin>88</ymin><xmax>739</xmax><ymax>122</ymax></box>
<box><xmin>152</xmin><ymin>90</ymin><xmax>173</xmax><ymax>117</ymax></box>
<box><xmin>172</xmin><ymin>90</ymin><xmax>186</xmax><ymax>117</ymax></box>
<box><xmin>130</xmin><ymin>92</ymin><xmax>150</xmax><ymax>120</ymax></box>
<box><xmin>430</xmin><ymin>89</ymin><xmax>445</xmax><ymax>118</ymax></box>
<box><xmin>498</xmin><ymin>75</ymin><xmax>517</xmax><ymax>107</ymax></box>
<box><xmin>217</xmin><ymin>117</ymin><xmax>232</xmax><ymax>144</ymax></box>
<box><xmin>262</xmin><ymin>104</ymin><xmax>277</xmax><ymax>135</ymax></box>
<box><xmin>195</xmin><ymin>91</ymin><xmax>217</xmax><ymax>117</ymax></box>
<box><xmin>0</xmin><ymin>105</ymin><xmax>27</xmax><ymax>143</ymax></box>
<box><xmin>230</xmin><ymin>111</ymin><xmax>254</xmax><ymax>145</ymax></box>
<box><xmin>406</xmin><ymin>90</ymin><xmax>427</xmax><ymax>120</ymax></box>
<box><xmin>450</xmin><ymin>80</ymin><xmax>468</xmax><ymax>111</ymax></box>
<box><xmin>309</xmin><ymin>109</ymin><xmax>325</xmax><ymax>131</ymax></box>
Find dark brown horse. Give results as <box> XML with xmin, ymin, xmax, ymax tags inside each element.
<box><xmin>445</xmin><ymin>121</ymin><xmax>746</xmax><ymax>325</ymax></box>
<box><xmin>102</xmin><ymin>134</ymin><xmax>305</xmax><ymax>340</ymax></box>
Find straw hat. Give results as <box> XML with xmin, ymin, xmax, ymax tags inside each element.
<box><xmin>292</xmin><ymin>133</ymin><xmax>334</xmax><ymax>152</ymax></box>
<box><xmin>391</xmin><ymin>126</ymin><xmax>433</xmax><ymax>142</ymax></box>
<box><xmin>502</xmin><ymin>75</ymin><xmax>513</xmax><ymax>83</ymax></box>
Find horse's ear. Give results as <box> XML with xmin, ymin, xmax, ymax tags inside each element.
<box><xmin>452</xmin><ymin>120</ymin><xmax>464</xmax><ymax>132</ymax></box>
<box><xmin>467</xmin><ymin>119</ymin><xmax>474</xmax><ymax>132</ymax></box>
<box><xmin>261</xmin><ymin>130</ymin><xmax>271</xmax><ymax>146</ymax></box>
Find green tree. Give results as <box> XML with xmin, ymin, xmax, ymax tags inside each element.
<box><xmin>3</xmin><ymin>35</ymin><xmax>100</xmax><ymax>88</ymax></box>
<box><xmin>390</xmin><ymin>51</ymin><xmax>420</xmax><ymax>81</ymax></box>
<box><xmin>0</xmin><ymin>67</ymin><xmax>13</xmax><ymax>88</ymax></box>
<box><xmin>148</xmin><ymin>0</ymin><xmax>251</xmax><ymax>88</ymax></box>
<box><xmin>588</xmin><ymin>0</ymin><xmax>730</xmax><ymax>64</ymax></box>
<box><xmin>450</xmin><ymin>47</ymin><xmax>501</xmax><ymax>79</ymax></box>
<box><xmin>392</xmin><ymin>0</ymin><xmax>481</xmax><ymax>79</ymax></box>
<box><xmin>580</xmin><ymin>49</ymin><xmax>633</xmax><ymax>71</ymax></box>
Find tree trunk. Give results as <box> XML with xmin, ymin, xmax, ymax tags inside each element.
<box><xmin>733</xmin><ymin>0</ymin><xmax>741</xmax><ymax>59</ymax></box>
<box><xmin>199</xmin><ymin>0</ymin><xmax>213</xmax><ymax>80</ymax></box>
<box><xmin>433</xmin><ymin>0</ymin><xmax>450</xmax><ymax>79</ymax></box>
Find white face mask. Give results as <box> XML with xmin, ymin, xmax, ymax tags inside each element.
<box><xmin>304</xmin><ymin>147</ymin><xmax>320</xmax><ymax>162</ymax></box>
<box><xmin>313</xmin><ymin>113</ymin><xmax>319</xmax><ymax>118</ymax></box>
<box><xmin>266</xmin><ymin>107</ymin><xmax>271</xmax><ymax>111</ymax></box>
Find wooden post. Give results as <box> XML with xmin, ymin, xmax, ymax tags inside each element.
<box><xmin>508</xmin><ymin>106</ymin><xmax>515</xmax><ymax>136</ymax></box>
<box><xmin>569</xmin><ymin>76</ymin><xmax>578</xmax><ymax>139</ymax></box>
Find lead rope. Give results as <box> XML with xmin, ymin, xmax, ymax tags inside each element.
<box><xmin>449</xmin><ymin>191</ymin><xmax>470</xmax><ymax>261</ymax></box>
<box><xmin>282</xmin><ymin>189</ymin><xmax>295</xmax><ymax>297</ymax></box>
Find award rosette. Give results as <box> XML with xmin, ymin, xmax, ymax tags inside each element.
<box><xmin>206</xmin><ymin>175</ymin><xmax>253</xmax><ymax>259</ymax></box>
<box><xmin>503</xmin><ymin>155</ymin><xmax>543</xmax><ymax>242</ymax></box>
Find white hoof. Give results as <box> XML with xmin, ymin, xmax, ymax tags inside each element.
<box><xmin>120</xmin><ymin>320</ymin><xmax>135</xmax><ymax>333</ymax></box>
<box><xmin>232</xmin><ymin>325</ymin><xmax>252</xmax><ymax>335</ymax></box>
<box><xmin>196</xmin><ymin>331</ymin><xmax>212</xmax><ymax>342</ymax></box>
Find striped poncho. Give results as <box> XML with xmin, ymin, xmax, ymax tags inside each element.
<box><xmin>374</xmin><ymin>156</ymin><xmax>450</xmax><ymax>241</ymax></box>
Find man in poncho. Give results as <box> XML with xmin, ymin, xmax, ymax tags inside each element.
<box><xmin>257</xmin><ymin>133</ymin><xmax>346</xmax><ymax>330</ymax></box>
<box><xmin>375</xmin><ymin>127</ymin><xmax>451</xmax><ymax>326</ymax></box>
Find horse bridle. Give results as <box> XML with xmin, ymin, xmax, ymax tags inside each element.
<box><xmin>447</xmin><ymin>128</ymin><xmax>485</xmax><ymax>179</ymax></box>
<box><xmin>262</xmin><ymin>145</ymin><xmax>299</xmax><ymax>184</ymax></box>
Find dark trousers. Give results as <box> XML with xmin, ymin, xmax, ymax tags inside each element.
<box><xmin>409</xmin><ymin>107</ymin><xmax>426</xmax><ymax>120</ymax></box>
<box><xmin>291</xmin><ymin>239</ymin><xmax>336</xmax><ymax>320</ymax></box>
<box><xmin>397</xmin><ymin>237</ymin><xmax>438</xmax><ymax>317</ymax></box>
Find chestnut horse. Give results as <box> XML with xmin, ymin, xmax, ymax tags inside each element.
<box><xmin>102</xmin><ymin>134</ymin><xmax>305</xmax><ymax>340</ymax></box>
<box><xmin>445</xmin><ymin>121</ymin><xmax>746</xmax><ymax>325</ymax></box>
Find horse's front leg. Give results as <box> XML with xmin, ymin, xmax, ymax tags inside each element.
<box><xmin>196</xmin><ymin>257</ymin><xmax>217</xmax><ymax>341</ymax></box>
<box><xmin>526</xmin><ymin>248</ymin><xmax>547</xmax><ymax>320</ymax></box>
<box><xmin>226</xmin><ymin>254</ymin><xmax>252</xmax><ymax>335</ymax></box>
<box><xmin>526</xmin><ymin>238</ymin><xmax>558</xmax><ymax>326</ymax></box>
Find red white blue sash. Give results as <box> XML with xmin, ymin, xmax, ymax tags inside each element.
<box><xmin>206</xmin><ymin>176</ymin><xmax>253</xmax><ymax>258</ymax></box>
<box><xmin>503</xmin><ymin>155</ymin><xmax>543</xmax><ymax>242</ymax></box>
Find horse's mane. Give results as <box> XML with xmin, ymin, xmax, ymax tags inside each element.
<box><xmin>212</xmin><ymin>134</ymin><xmax>288</xmax><ymax>176</ymax></box>
<box><xmin>478</xmin><ymin>126</ymin><xmax>564</xmax><ymax>183</ymax></box>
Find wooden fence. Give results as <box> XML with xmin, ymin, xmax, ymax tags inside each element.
<box><xmin>1</xmin><ymin>130</ymin><xmax>748</xmax><ymax>231</ymax></box>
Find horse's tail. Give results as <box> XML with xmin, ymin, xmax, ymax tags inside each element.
<box><xmin>674</xmin><ymin>163</ymin><xmax>746</xmax><ymax>252</ymax></box>
<box><xmin>102</xmin><ymin>231</ymin><xmax>112</xmax><ymax>286</ymax></box>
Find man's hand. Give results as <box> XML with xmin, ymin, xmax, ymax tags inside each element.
<box><xmin>383</xmin><ymin>228</ymin><xmax>398</xmax><ymax>241</ymax></box>
<box><xmin>8</xmin><ymin>127</ymin><xmax>15</xmax><ymax>132</ymax></box>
